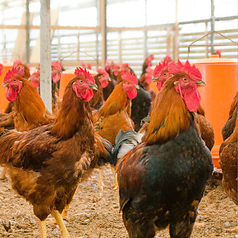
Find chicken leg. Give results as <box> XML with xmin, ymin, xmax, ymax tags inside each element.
<box><xmin>51</xmin><ymin>210</ymin><xmax>70</xmax><ymax>238</ymax></box>
<box><xmin>39</xmin><ymin>219</ymin><xmax>47</xmax><ymax>238</ymax></box>
<box><xmin>111</xmin><ymin>166</ymin><xmax>118</xmax><ymax>189</ymax></box>
<box><xmin>61</xmin><ymin>204</ymin><xmax>70</xmax><ymax>221</ymax></box>
<box><xmin>0</xmin><ymin>167</ymin><xmax>7</xmax><ymax>179</ymax></box>
<box><xmin>97</xmin><ymin>167</ymin><xmax>106</xmax><ymax>190</ymax></box>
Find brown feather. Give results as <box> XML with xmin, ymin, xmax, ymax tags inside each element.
<box><xmin>12</xmin><ymin>75</ymin><xmax>54</xmax><ymax>132</ymax></box>
<box><xmin>94</xmin><ymin>82</ymin><xmax>134</xmax><ymax>144</ymax></box>
<box><xmin>144</xmin><ymin>75</ymin><xmax>190</xmax><ymax>145</ymax></box>
<box><xmin>219</xmin><ymin>116</ymin><xmax>238</xmax><ymax>205</ymax></box>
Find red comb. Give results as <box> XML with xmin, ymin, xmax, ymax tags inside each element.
<box><xmin>13</xmin><ymin>60</ymin><xmax>23</xmax><ymax>67</ymax></box>
<box><xmin>51</xmin><ymin>61</ymin><xmax>62</xmax><ymax>71</ymax></box>
<box><xmin>97</xmin><ymin>68</ymin><xmax>109</xmax><ymax>77</ymax></box>
<box><xmin>74</xmin><ymin>67</ymin><xmax>95</xmax><ymax>84</ymax></box>
<box><xmin>113</xmin><ymin>64</ymin><xmax>120</xmax><ymax>70</ymax></box>
<box><xmin>153</xmin><ymin>57</ymin><xmax>171</xmax><ymax>78</ymax></box>
<box><xmin>164</xmin><ymin>55</ymin><xmax>172</xmax><ymax>63</ymax></box>
<box><xmin>121</xmin><ymin>63</ymin><xmax>129</xmax><ymax>71</ymax></box>
<box><xmin>121</xmin><ymin>71</ymin><xmax>138</xmax><ymax>85</ymax></box>
<box><xmin>4</xmin><ymin>65</ymin><xmax>24</xmax><ymax>83</ymax></box>
<box><xmin>168</xmin><ymin>60</ymin><xmax>202</xmax><ymax>81</ymax></box>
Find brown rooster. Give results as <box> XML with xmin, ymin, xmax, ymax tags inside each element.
<box><xmin>1</xmin><ymin>60</ymin><xmax>31</xmax><ymax>120</ymax></box>
<box><xmin>219</xmin><ymin>116</ymin><xmax>238</xmax><ymax>205</ymax></box>
<box><xmin>2</xmin><ymin>66</ymin><xmax>54</xmax><ymax>132</ymax></box>
<box><xmin>0</xmin><ymin>67</ymin><xmax>98</xmax><ymax>238</ymax></box>
<box><xmin>153</xmin><ymin>59</ymin><xmax>214</xmax><ymax>151</ymax></box>
<box><xmin>139</xmin><ymin>67</ymin><xmax>156</xmax><ymax>101</ymax></box>
<box><xmin>116</xmin><ymin>60</ymin><xmax>213</xmax><ymax>238</ymax></box>
<box><xmin>29</xmin><ymin>61</ymin><xmax>64</xmax><ymax>113</ymax></box>
<box><xmin>141</xmin><ymin>53</ymin><xmax>154</xmax><ymax>77</ymax></box>
<box><xmin>103</xmin><ymin>59</ymin><xmax>116</xmax><ymax>100</ymax></box>
<box><xmin>221</xmin><ymin>92</ymin><xmax>238</xmax><ymax>140</ymax></box>
<box><xmin>90</xmin><ymin>68</ymin><xmax>110</xmax><ymax>110</ymax></box>
<box><xmin>94</xmin><ymin>71</ymin><xmax>138</xmax><ymax>144</ymax></box>
<box><xmin>93</xmin><ymin>71</ymin><xmax>139</xmax><ymax>189</ymax></box>
<box><xmin>0</xmin><ymin>65</ymin><xmax>54</xmax><ymax>179</ymax></box>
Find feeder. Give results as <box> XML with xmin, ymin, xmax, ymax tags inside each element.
<box><xmin>194</xmin><ymin>55</ymin><xmax>238</xmax><ymax>168</ymax></box>
<box><xmin>0</xmin><ymin>61</ymin><xmax>13</xmax><ymax>112</ymax></box>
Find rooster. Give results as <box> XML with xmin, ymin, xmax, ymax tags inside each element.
<box><xmin>93</xmin><ymin>71</ymin><xmax>139</xmax><ymax>189</ymax></box>
<box><xmin>0</xmin><ymin>67</ymin><xmax>99</xmax><ymax>238</ymax></box>
<box><xmin>1</xmin><ymin>65</ymin><xmax>113</xmax><ymax>217</ymax></box>
<box><xmin>141</xmin><ymin>53</ymin><xmax>154</xmax><ymax>77</ymax></box>
<box><xmin>90</xmin><ymin>68</ymin><xmax>110</xmax><ymax>110</ymax></box>
<box><xmin>103</xmin><ymin>59</ymin><xmax>116</xmax><ymax>100</ymax></box>
<box><xmin>0</xmin><ymin>65</ymin><xmax>54</xmax><ymax>179</ymax></box>
<box><xmin>30</xmin><ymin>61</ymin><xmax>63</xmax><ymax>113</ymax></box>
<box><xmin>139</xmin><ymin>67</ymin><xmax>156</xmax><ymax>101</ymax></box>
<box><xmin>221</xmin><ymin>92</ymin><xmax>238</xmax><ymax>140</ymax></box>
<box><xmin>153</xmin><ymin>59</ymin><xmax>214</xmax><ymax>151</ymax></box>
<box><xmin>219</xmin><ymin>92</ymin><xmax>238</xmax><ymax>205</ymax></box>
<box><xmin>116</xmin><ymin>60</ymin><xmax>213</xmax><ymax>238</ymax></box>
<box><xmin>115</xmin><ymin>63</ymin><xmax>152</xmax><ymax>132</ymax></box>
<box><xmin>1</xmin><ymin>60</ymin><xmax>31</xmax><ymax>118</ymax></box>
<box><xmin>219</xmin><ymin>116</ymin><xmax>238</xmax><ymax>205</ymax></box>
<box><xmin>2</xmin><ymin>65</ymin><xmax>54</xmax><ymax>132</ymax></box>
<box><xmin>94</xmin><ymin>71</ymin><xmax>138</xmax><ymax>144</ymax></box>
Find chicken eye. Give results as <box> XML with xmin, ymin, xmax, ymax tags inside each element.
<box><xmin>163</xmin><ymin>73</ymin><xmax>167</xmax><ymax>76</ymax></box>
<box><xmin>79</xmin><ymin>80</ymin><xmax>83</xmax><ymax>83</ymax></box>
<box><xmin>182</xmin><ymin>78</ymin><xmax>189</xmax><ymax>82</ymax></box>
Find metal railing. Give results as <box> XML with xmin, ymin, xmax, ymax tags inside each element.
<box><xmin>0</xmin><ymin>16</ymin><xmax>237</xmax><ymax>76</ymax></box>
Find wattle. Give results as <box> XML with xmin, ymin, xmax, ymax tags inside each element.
<box><xmin>127</xmin><ymin>87</ymin><xmax>137</xmax><ymax>99</ymax></box>
<box><xmin>6</xmin><ymin>87</ymin><xmax>18</xmax><ymax>101</ymax></box>
<box><xmin>84</xmin><ymin>90</ymin><xmax>94</xmax><ymax>102</ymax></box>
<box><xmin>52</xmin><ymin>73</ymin><xmax>60</xmax><ymax>83</ymax></box>
<box><xmin>73</xmin><ymin>86</ymin><xmax>94</xmax><ymax>102</ymax></box>
<box><xmin>157</xmin><ymin>81</ymin><xmax>163</xmax><ymax>91</ymax></box>
<box><xmin>178</xmin><ymin>85</ymin><xmax>201</xmax><ymax>112</ymax></box>
<box><xmin>100</xmin><ymin>79</ymin><xmax>109</xmax><ymax>88</ymax></box>
<box><xmin>31</xmin><ymin>80</ymin><xmax>40</xmax><ymax>88</ymax></box>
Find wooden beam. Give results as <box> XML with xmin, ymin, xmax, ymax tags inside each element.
<box><xmin>99</xmin><ymin>0</ymin><xmax>107</xmax><ymax>67</ymax></box>
<box><xmin>0</xmin><ymin>24</ymin><xmax>100</xmax><ymax>30</ymax></box>
<box><xmin>40</xmin><ymin>0</ymin><xmax>52</xmax><ymax>113</ymax></box>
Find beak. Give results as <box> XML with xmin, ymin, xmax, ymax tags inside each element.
<box><xmin>108</xmin><ymin>77</ymin><xmax>111</xmax><ymax>82</ymax></box>
<box><xmin>135</xmin><ymin>85</ymin><xmax>140</xmax><ymax>89</ymax></box>
<box><xmin>2</xmin><ymin>82</ymin><xmax>8</xmax><ymax>87</ymax></box>
<box><xmin>196</xmin><ymin>80</ymin><xmax>206</xmax><ymax>87</ymax></box>
<box><xmin>89</xmin><ymin>82</ymin><xmax>98</xmax><ymax>91</ymax></box>
<box><xmin>152</xmin><ymin>77</ymin><xmax>158</xmax><ymax>82</ymax></box>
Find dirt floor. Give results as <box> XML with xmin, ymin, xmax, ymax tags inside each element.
<box><xmin>0</xmin><ymin>165</ymin><xmax>237</xmax><ymax>238</ymax></box>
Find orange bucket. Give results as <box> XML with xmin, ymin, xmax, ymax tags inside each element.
<box><xmin>194</xmin><ymin>55</ymin><xmax>238</xmax><ymax>168</ymax></box>
<box><xmin>0</xmin><ymin>61</ymin><xmax>13</xmax><ymax>112</ymax></box>
<box><xmin>59</xmin><ymin>68</ymin><xmax>98</xmax><ymax>100</ymax></box>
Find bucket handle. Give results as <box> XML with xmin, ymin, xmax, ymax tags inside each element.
<box><xmin>60</xmin><ymin>50</ymin><xmax>99</xmax><ymax>68</ymax></box>
<box><xmin>188</xmin><ymin>30</ymin><xmax>238</xmax><ymax>59</ymax></box>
